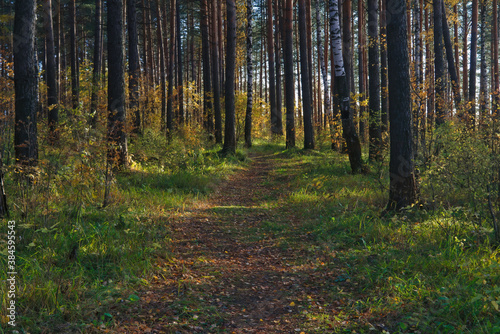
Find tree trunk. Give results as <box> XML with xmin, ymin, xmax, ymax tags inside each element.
<box><xmin>454</xmin><ymin>4</ymin><xmax>460</xmax><ymax>92</ymax></box>
<box><xmin>275</xmin><ymin>0</ymin><xmax>283</xmax><ymax>135</ymax></box>
<box><xmin>441</xmin><ymin>1</ymin><xmax>461</xmax><ymax>110</ymax></box>
<box><xmin>493</xmin><ymin>0</ymin><xmax>499</xmax><ymax>120</ymax></box>
<box><xmin>434</xmin><ymin>0</ymin><xmax>446</xmax><ymax>126</ymax></box>
<box><xmin>267</xmin><ymin>0</ymin><xmax>279</xmax><ymax>135</ymax></box>
<box><xmin>315</xmin><ymin>0</ymin><xmax>333</xmax><ymax>140</ymax></box>
<box><xmin>201</xmin><ymin>0</ymin><xmax>213</xmax><ymax>134</ymax></box>
<box><xmin>14</xmin><ymin>0</ymin><xmax>38</xmax><ymax>166</ymax></box>
<box><xmin>107</xmin><ymin>0</ymin><xmax>128</xmax><ymax>169</ymax></box>
<box><xmin>368</xmin><ymin>0</ymin><xmax>382</xmax><ymax>162</ymax></box>
<box><xmin>479</xmin><ymin>0</ymin><xmax>487</xmax><ymax>127</ymax></box>
<box><xmin>167</xmin><ymin>0</ymin><xmax>175</xmax><ymax>133</ymax></box>
<box><xmin>330</xmin><ymin>0</ymin><xmax>362</xmax><ymax>173</ymax></box>
<box><xmin>299</xmin><ymin>0</ymin><xmax>314</xmax><ymax>149</ymax></box>
<box><xmin>245</xmin><ymin>0</ymin><xmax>253</xmax><ymax>148</ymax></box>
<box><xmin>468</xmin><ymin>0</ymin><xmax>478</xmax><ymax>128</ymax></box>
<box><xmin>223</xmin><ymin>0</ymin><xmax>237</xmax><ymax>154</ymax></box>
<box><xmin>90</xmin><ymin>0</ymin><xmax>102</xmax><ymax>128</ymax></box>
<box><xmin>44</xmin><ymin>0</ymin><xmax>59</xmax><ymax>143</ymax></box>
<box><xmin>284</xmin><ymin>0</ymin><xmax>295</xmax><ymax>148</ymax></box>
<box><xmin>386</xmin><ymin>0</ymin><xmax>417</xmax><ymax>210</ymax></box>
<box><xmin>69</xmin><ymin>0</ymin><xmax>79</xmax><ymax>109</ymax></box>
<box><xmin>127</xmin><ymin>0</ymin><xmax>140</xmax><ymax>134</ymax></box>
<box><xmin>176</xmin><ymin>0</ymin><xmax>184</xmax><ymax>125</ymax></box>
<box><xmin>463</xmin><ymin>0</ymin><xmax>468</xmax><ymax>101</ymax></box>
<box><xmin>380</xmin><ymin>0</ymin><xmax>388</xmax><ymax>132</ymax></box>
<box><xmin>156</xmin><ymin>0</ymin><xmax>167</xmax><ymax>135</ymax></box>
<box><xmin>358</xmin><ymin>0</ymin><xmax>366</xmax><ymax>143</ymax></box>
<box><xmin>211</xmin><ymin>0</ymin><xmax>222</xmax><ymax>143</ymax></box>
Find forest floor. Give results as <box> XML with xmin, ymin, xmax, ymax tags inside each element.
<box><xmin>111</xmin><ymin>152</ymin><xmax>368</xmax><ymax>333</ymax></box>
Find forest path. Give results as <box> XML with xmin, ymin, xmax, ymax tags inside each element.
<box><xmin>113</xmin><ymin>153</ymin><xmax>345</xmax><ymax>333</ymax></box>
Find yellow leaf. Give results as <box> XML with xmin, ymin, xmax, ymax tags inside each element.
<box><xmin>290</xmin><ymin>301</ymin><xmax>295</xmax><ymax>306</ymax></box>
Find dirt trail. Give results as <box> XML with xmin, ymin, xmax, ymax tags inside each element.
<box><xmin>113</xmin><ymin>154</ymin><xmax>339</xmax><ymax>333</ymax></box>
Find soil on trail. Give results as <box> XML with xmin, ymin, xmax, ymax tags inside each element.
<box><xmin>113</xmin><ymin>154</ymin><xmax>343</xmax><ymax>333</ymax></box>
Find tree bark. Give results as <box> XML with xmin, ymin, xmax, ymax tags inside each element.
<box><xmin>69</xmin><ymin>0</ymin><xmax>79</xmax><ymax>109</ymax></box>
<box><xmin>14</xmin><ymin>0</ymin><xmax>38</xmax><ymax>166</ymax></box>
<box><xmin>90</xmin><ymin>0</ymin><xmax>102</xmax><ymax>128</ymax></box>
<box><xmin>275</xmin><ymin>0</ymin><xmax>283</xmax><ymax>135</ymax></box>
<box><xmin>284</xmin><ymin>0</ymin><xmax>295</xmax><ymax>148</ymax></box>
<box><xmin>380</xmin><ymin>0</ymin><xmax>388</xmax><ymax>132</ymax></box>
<box><xmin>223</xmin><ymin>0</ymin><xmax>237</xmax><ymax>154</ymax></box>
<box><xmin>358</xmin><ymin>0</ymin><xmax>367</xmax><ymax>143</ymax></box>
<box><xmin>299</xmin><ymin>0</ymin><xmax>314</xmax><ymax>149</ymax></box>
<box><xmin>176</xmin><ymin>0</ymin><xmax>184</xmax><ymax>125</ymax></box>
<box><xmin>441</xmin><ymin>1</ymin><xmax>461</xmax><ymax>109</ymax></box>
<box><xmin>479</xmin><ymin>0</ymin><xmax>488</xmax><ymax>127</ymax></box>
<box><xmin>245</xmin><ymin>0</ymin><xmax>254</xmax><ymax>148</ymax></box>
<box><xmin>463</xmin><ymin>0</ymin><xmax>468</xmax><ymax>101</ymax></box>
<box><xmin>330</xmin><ymin>0</ymin><xmax>362</xmax><ymax>173</ymax></box>
<box><xmin>268</xmin><ymin>0</ymin><xmax>279</xmax><ymax>135</ymax></box>
<box><xmin>157</xmin><ymin>0</ymin><xmax>167</xmax><ymax>135</ymax></box>
<box><xmin>368</xmin><ymin>0</ymin><xmax>382</xmax><ymax>162</ymax></box>
<box><xmin>107</xmin><ymin>0</ymin><xmax>128</xmax><ymax>169</ymax></box>
<box><xmin>201</xmin><ymin>0</ymin><xmax>213</xmax><ymax>134</ymax></box>
<box><xmin>212</xmin><ymin>0</ymin><xmax>222</xmax><ymax>143</ymax></box>
<box><xmin>493</xmin><ymin>0</ymin><xmax>499</xmax><ymax>120</ymax></box>
<box><xmin>44</xmin><ymin>0</ymin><xmax>59</xmax><ymax>143</ymax></box>
<box><xmin>386</xmin><ymin>0</ymin><xmax>417</xmax><ymax>210</ymax></box>
<box><xmin>434</xmin><ymin>0</ymin><xmax>446</xmax><ymax>126</ymax></box>
<box><xmin>128</xmin><ymin>0</ymin><xmax>140</xmax><ymax>134</ymax></box>
<box><xmin>468</xmin><ymin>0</ymin><xmax>478</xmax><ymax>128</ymax></box>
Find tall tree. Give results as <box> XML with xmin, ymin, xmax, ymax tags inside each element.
<box><xmin>274</xmin><ymin>0</ymin><xmax>283</xmax><ymax>135</ymax></box>
<box><xmin>358</xmin><ymin>0</ymin><xmax>367</xmax><ymax>142</ymax></box>
<box><xmin>493</xmin><ymin>0</ymin><xmax>499</xmax><ymax>119</ymax></box>
<box><xmin>468</xmin><ymin>0</ymin><xmax>478</xmax><ymax>127</ymax></box>
<box><xmin>478</xmin><ymin>0</ymin><xmax>488</xmax><ymax>126</ymax></box>
<box><xmin>330</xmin><ymin>0</ymin><xmax>362</xmax><ymax>173</ymax></box>
<box><xmin>90</xmin><ymin>0</ymin><xmax>102</xmax><ymax>128</ymax></box>
<box><xmin>380</xmin><ymin>0</ymin><xmax>388</xmax><ymax>131</ymax></box>
<box><xmin>223</xmin><ymin>0</ymin><xmax>237</xmax><ymax>154</ymax></box>
<box><xmin>434</xmin><ymin>0</ymin><xmax>446</xmax><ymax>126</ymax></box>
<box><xmin>14</xmin><ymin>0</ymin><xmax>38</xmax><ymax>166</ymax></box>
<box><xmin>107</xmin><ymin>0</ymin><xmax>128</xmax><ymax>168</ymax></box>
<box><xmin>167</xmin><ymin>0</ymin><xmax>175</xmax><ymax>133</ymax></box>
<box><xmin>284</xmin><ymin>0</ymin><xmax>295</xmax><ymax>148</ymax></box>
<box><xmin>157</xmin><ymin>0</ymin><xmax>167</xmax><ymax>135</ymax></box>
<box><xmin>462</xmin><ymin>0</ymin><xmax>468</xmax><ymax>101</ymax></box>
<box><xmin>245</xmin><ymin>0</ymin><xmax>253</xmax><ymax>148</ymax></box>
<box><xmin>298</xmin><ymin>0</ymin><xmax>314</xmax><ymax>149</ymax></box>
<box><xmin>176</xmin><ymin>0</ymin><xmax>184</xmax><ymax>124</ymax></box>
<box><xmin>368</xmin><ymin>0</ymin><xmax>382</xmax><ymax>161</ymax></box>
<box><xmin>128</xmin><ymin>0</ymin><xmax>141</xmax><ymax>133</ymax></box>
<box><xmin>44</xmin><ymin>0</ymin><xmax>59</xmax><ymax>143</ymax></box>
<box><xmin>268</xmin><ymin>0</ymin><xmax>279</xmax><ymax>135</ymax></box>
<box><xmin>69</xmin><ymin>0</ymin><xmax>79</xmax><ymax>109</ymax></box>
<box><xmin>212</xmin><ymin>0</ymin><xmax>222</xmax><ymax>143</ymax></box>
<box><xmin>386</xmin><ymin>0</ymin><xmax>417</xmax><ymax>210</ymax></box>
<box><xmin>442</xmin><ymin>1</ymin><xmax>461</xmax><ymax>109</ymax></box>
<box><xmin>200</xmin><ymin>0</ymin><xmax>213</xmax><ymax>133</ymax></box>
<box><xmin>315</xmin><ymin>0</ymin><xmax>332</xmax><ymax>140</ymax></box>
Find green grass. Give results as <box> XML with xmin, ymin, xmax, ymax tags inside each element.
<box><xmin>245</xmin><ymin>143</ymin><xmax>500</xmax><ymax>333</ymax></box>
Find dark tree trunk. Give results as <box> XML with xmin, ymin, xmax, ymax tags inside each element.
<box><xmin>468</xmin><ymin>0</ymin><xmax>478</xmax><ymax>127</ymax></box>
<box><xmin>176</xmin><ymin>0</ymin><xmax>184</xmax><ymax>125</ymax></box>
<box><xmin>128</xmin><ymin>0</ymin><xmax>141</xmax><ymax>134</ymax></box>
<box><xmin>368</xmin><ymin>0</ymin><xmax>382</xmax><ymax>161</ymax></box>
<box><xmin>479</xmin><ymin>0</ymin><xmax>487</xmax><ymax>127</ymax></box>
<box><xmin>167</xmin><ymin>0</ymin><xmax>175</xmax><ymax>133</ymax></box>
<box><xmin>212</xmin><ymin>0</ymin><xmax>222</xmax><ymax>143</ymax></box>
<box><xmin>463</xmin><ymin>0</ymin><xmax>468</xmax><ymax>101</ymax></box>
<box><xmin>386</xmin><ymin>0</ymin><xmax>417</xmax><ymax>210</ymax></box>
<box><xmin>493</xmin><ymin>0</ymin><xmax>499</xmax><ymax>119</ymax></box>
<box><xmin>275</xmin><ymin>0</ymin><xmax>283</xmax><ymax>135</ymax></box>
<box><xmin>14</xmin><ymin>0</ymin><xmax>38</xmax><ymax>166</ymax></box>
<box><xmin>434</xmin><ymin>0</ymin><xmax>446</xmax><ymax>126</ymax></box>
<box><xmin>245</xmin><ymin>0</ymin><xmax>254</xmax><ymax>148</ymax></box>
<box><xmin>441</xmin><ymin>1</ymin><xmax>461</xmax><ymax>109</ymax></box>
<box><xmin>69</xmin><ymin>0</ymin><xmax>79</xmax><ymax>109</ymax></box>
<box><xmin>330</xmin><ymin>0</ymin><xmax>362</xmax><ymax>173</ymax></box>
<box><xmin>157</xmin><ymin>0</ymin><xmax>167</xmax><ymax>135</ymax></box>
<box><xmin>107</xmin><ymin>0</ymin><xmax>128</xmax><ymax>169</ymax></box>
<box><xmin>380</xmin><ymin>0</ymin><xmax>388</xmax><ymax>131</ymax></box>
<box><xmin>268</xmin><ymin>0</ymin><xmax>279</xmax><ymax>135</ymax></box>
<box><xmin>90</xmin><ymin>0</ymin><xmax>102</xmax><ymax>128</ymax></box>
<box><xmin>284</xmin><ymin>0</ymin><xmax>295</xmax><ymax>149</ymax></box>
<box><xmin>201</xmin><ymin>0</ymin><xmax>213</xmax><ymax>133</ymax></box>
<box><xmin>299</xmin><ymin>0</ymin><xmax>314</xmax><ymax>149</ymax></box>
<box><xmin>44</xmin><ymin>0</ymin><xmax>59</xmax><ymax>143</ymax></box>
<box><xmin>454</xmin><ymin>4</ymin><xmax>460</xmax><ymax>93</ymax></box>
<box><xmin>358</xmin><ymin>0</ymin><xmax>367</xmax><ymax>143</ymax></box>
<box><xmin>223</xmin><ymin>0</ymin><xmax>237</xmax><ymax>154</ymax></box>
